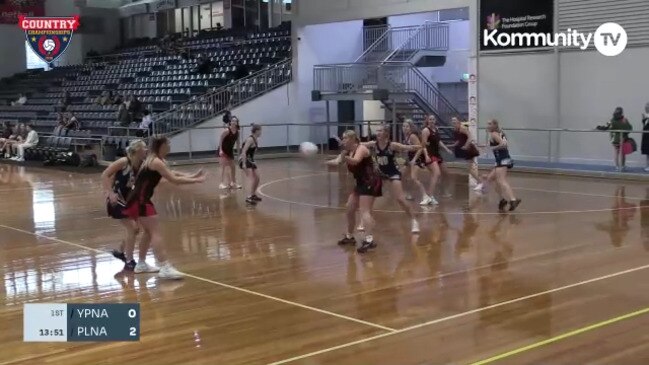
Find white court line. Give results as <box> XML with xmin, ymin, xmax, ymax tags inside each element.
<box><xmin>257</xmin><ymin>173</ymin><xmax>645</xmax><ymax>216</ymax></box>
<box><xmin>0</xmin><ymin>224</ymin><xmax>396</xmax><ymax>333</ymax></box>
<box><xmin>267</xmin><ymin>263</ymin><xmax>649</xmax><ymax>365</ymax></box>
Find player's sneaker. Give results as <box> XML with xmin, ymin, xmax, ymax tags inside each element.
<box><xmin>135</xmin><ymin>261</ymin><xmax>160</xmax><ymax>273</ymax></box>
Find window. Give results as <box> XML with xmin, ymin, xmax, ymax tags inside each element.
<box><xmin>25</xmin><ymin>41</ymin><xmax>50</xmax><ymax>70</ymax></box>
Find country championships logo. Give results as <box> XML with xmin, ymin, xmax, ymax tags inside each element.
<box><xmin>484</xmin><ymin>14</ymin><xmax>628</xmax><ymax>56</ymax></box>
<box><xmin>19</xmin><ymin>15</ymin><xmax>80</xmax><ymax>64</ymax></box>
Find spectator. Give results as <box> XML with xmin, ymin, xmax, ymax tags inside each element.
<box><xmin>234</xmin><ymin>61</ymin><xmax>249</xmax><ymax>80</ymax></box>
<box><xmin>11</xmin><ymin>93</ymin><xmax>27</xmax><ymax>106</ymax></box>
<box><xmin>216</xmin><ymin>23</ymin><xmax>223</xmax><ymax>31</ymax></box>
<box><xmin>196</xmin><ymin>54</ymin><xmax>214</xmax><ymax>75</ymax></box>
<box><xmin>59</xmin><ymin>91</ymin><xmax>71</xmax><ymax>111</ymax></box>
<box><xmin>0</xmin><ymin>122</ymin><xmax>12</xmax><ymax>153</ymax></box>
<box><xmin>11</xmin><ymin>124</ymin><xmax>38</xmax><ymax>162</ymax></box>
<box><xmin>642</xmin><ymin>102</ymin><xmax>649</xmax><ymax>172</ymax></box>
<box><xmin>65</xmin><ymin>112</ymin><xmax>80</xmax><ymax>131</ymax></box>
<box><xmin>95</xmin><ymin>91</ymin><xmax>114</xmax><ymax>106</ymax></box>
<box><xmin>597</xmin><ymin>107</ymin><xmax>633</xmax><ymax>171</ymax></box>
<box><xmin>223</xmin><ymin>110</ymin><xmax>232</xmax><ymax>125</ymax></box>
<box><xmin>128</xmin><ymin>95</ymin><xmax>143</xmax><ymax>123</ymax></box>
<box><xmin>113</xmin><ymin>93</ymin><xmax>124</xmax><ymax>105</ymax></box>
<box><xmin>138</xmin><ymin>110</ymin><xmax>153</xmax><ymax>137</ymax></box>
<box><xmin>117</xmin><ymin>102</ymin><xmax>130</xmax><ymax>128</ymax></box>
<box><xmin>2</xmin><ymin>123</ymin><xmax>24</xmax><ymax>158</ymax></box>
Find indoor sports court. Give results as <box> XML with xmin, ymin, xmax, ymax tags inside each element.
<box><xmin>1</xmin><ymin>159</ymin><xmax>648</xmax><ymax>364</ymax></box>
<box><xmin>2</xmin><ymin>0</ymin><xmax>649</xmax><ymax>363</ymax></box>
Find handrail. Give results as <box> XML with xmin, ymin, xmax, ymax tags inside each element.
<box><xmin>382</xmin><ymin>20</ymin><xmax>438</xmax><ymax>63</ymax></box>
<box><xmin>160</xmin><ymin>120</ymin><xmax>649</xmax><ymax>135</ymax></box>
<box><xmin>152</xmin><ymin>58</ymin><xmax>292</xmax><ymax>135</ymax></box>
<box><xmin>355</xmin><ymin>25</ymin><xmax>392</xmax><ymax>63</ymax></box>
<box><xmin>154</xmin><ymin>58</ymin><xmax>290</xmax><ymax>122</ymax></box>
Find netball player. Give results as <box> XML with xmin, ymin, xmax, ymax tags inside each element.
<box><xmin>219</xmin><ymin>117</ymin><xmax>241</xmax><ymax>190</ymax></box>
<box><xmin>401</xmin><ymin>120</ymin><xmax>432</xmax><ymax>205</ymax></box>
<box><xmin>326</xmin><ymin>130</ymin><xmax>382</xmax><ymax>253</ymax></box>
<box><xmin>239</xmin><ymin>124</ymin><xmax>262</xmax><ymax>205</ymax></box>
<box><xmin>450</xmin><ymin>117</ymin><xmax>482</xmax><ymax>191</ymax></box>
<box><xmin>102</xmin><ymin>139</ymin><xmax>148</xmax><ymax>271</ymax></box>
<box><xmin>124</xmin><ymin>135</ymin><xmax>206</xmax><ymax>279</ymax></box>
<box><xmin>362</xmin><ymin>124</ymin><xmax>421</xmax><ymax>233</ymax></box>
<box><xmin>420</xmin><ymin>115</ymin><xmax>453</xmax><ymax>203</ymax></box>
<box><xmin>483</xmin><ymin>119</ymin><xmax>521</xmax><ymax>211</ymax></box>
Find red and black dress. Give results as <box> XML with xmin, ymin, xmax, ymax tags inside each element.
<box><xmin>453</xmin><ymin>129</ymin><xmax>480</xmax><ymax>160</ymax></box>
<box><xmin>423</xmin><ymin>126</ymin><xmax>443</xmax><ymax>164</ymax></box>
<box><xmin>348</xmin><ymin>148</ymin><xmax>382</xmax><ymax>197</ymax></box>
<box><xmin>106</xmin><ymin>158</ymin><xmax>138</xmax><ymax>219</ymax></box>
<box><xmin>220</xmin><ymin>129</ymin><xmax>239</xmax><ymax>159</ymax></box>
<box><xmin>123</xmin><ymin>164</ymin><xmax>162</xmax><ymax>218</ymax></box>
<box><xmin>403</xmin><ymin>132</ymin><xmax>425</xmax><ymax>168</ymax></box>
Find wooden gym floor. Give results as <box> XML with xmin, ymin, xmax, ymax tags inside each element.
<box><xmin>0</xmin><ymin>158</ymin><xmax>648</xmax><ymax>365</ymax></box>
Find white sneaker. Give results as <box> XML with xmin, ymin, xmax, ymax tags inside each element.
<box><xmin>134</xmin><ymin>261</ymin><xmax>160</xmax><ymax>273</ymax></box>
<box><xmin>357</xmin><ymin>223</ymin><xmax>365</xmax><ymax>232</ymax></box>
<box><xmin>10</xmin><ymin>156</ymin><xmax>18</xmax><ymax>161</ymax></box>
<box><xmin>219</xmin><ymin>183</ymin><xmax>228</xmax><ymax>190</ymax></box>
<box><xmin>419</xmin><ymin>196</ymin><xmax>432</xmax><ymax>206</ymax></box>
<box><xmin>230</xmin><ymin>183</ymin><xmax>242</xmax><ymax>189</ymax></box>
<box><xmin>411</xmin><ymin>220</ymin><xmax>420</xmax><ymax>233</ymax></box>
<box><xmin>473</xmin><ymin>183</ymin><xmax>484</xmax><ymax>192</ymax></box>
<box><xmin>158</xmin><ymin>263</ymin><xmax>184</xmax><ymax>280</ymax></box>
<box><xmin>429</xmin><ymin>196</ymin><xmax>439</xmax><ymax>205</ymax></box>
<box><xmin>15</xmin><ymin>158</ymin><xmax>24</xmax><ymax>162</ymax></box>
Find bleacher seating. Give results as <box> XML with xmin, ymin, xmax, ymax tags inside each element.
<box><xmin>0</xmin><ymin>23</ymin><xmax>292</xmax><ymax>151</ymax></box>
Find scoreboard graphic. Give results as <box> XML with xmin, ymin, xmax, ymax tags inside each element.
<box><xmin>23</xmin><ymin>303</ymin><xmax>140</xmax><ymax>342</ymax></box>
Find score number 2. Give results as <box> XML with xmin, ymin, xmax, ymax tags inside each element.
<box><xmin>129</xmin><ymin>308</ymin><xmax>137</xmax><ymax>337</ymax></box>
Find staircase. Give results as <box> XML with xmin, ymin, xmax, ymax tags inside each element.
<box><xmin>356</xmin><ymin>21</ymin><xmax>449</xmax><ymax>65</ymax></box>
<box><xmin>312</xmin><ymin>21</ymin><xmax>462</xmax><ymax>138</ymax></box>
<box><xmin>153</xmin><ymin>59</ymin><xmax>292</xmax><ymax>135</ymax></box>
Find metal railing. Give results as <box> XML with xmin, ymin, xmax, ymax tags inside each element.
<box><xmin>355</xmin><ymin>22</ymin><xmax>449</xmax><ymax>63</ymax></box>
<box><xmin>152</xmin><ymin>59</ymin><xmax>292</xmax><ymax>135</ymax></box>
<box><xmin>361</xmin><ymin>25</ymin><xmax>391</xmax><ymax>55</ymax></box>
<box><xmin>313</xmin><ymin>62</ymin><xmax>461</xmax><ymax>127</ymax></box>
<box><xmin>162</xmin><ymin>122</ymin><xmax>649</xmax><ymax>173</ymax></box>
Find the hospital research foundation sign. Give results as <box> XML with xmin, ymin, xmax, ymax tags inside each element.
<box><xmin>480</xmin><ymin>0</ymin><xmax>554</xmax><ymax>51</ymax></box>
<box><xmin>18</xmin><ymin>16</ymin><xmax>80</xmax><ymax>64</ymax></box>
<box><xmin>480</xmin><ymin>0</ymin><xmax>627</xmax><ymax>56</ymax></box>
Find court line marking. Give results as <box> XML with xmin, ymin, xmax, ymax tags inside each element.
<box><xmin>258</xmin><ymin>173</ymin><xmax>646</xmax><ymax>216</ymax></box>
<box><xmin>0</xmin><ymin>224</ymin><xmax>397</xmax><ymax>333</ymax></box>
<box><xmin>469</xmin><ymin>306</ymin><xmax>649</xmax><ymax>365</ymax></box>
<box><xmin>348</xmin><ymin>240</ymin><xmax>596</xmax><ymax>297</ymax></box>
<box><xmin>266</xmin><ymin>263</ymin><xmax>649</xmax><ymax>365</ymax></box>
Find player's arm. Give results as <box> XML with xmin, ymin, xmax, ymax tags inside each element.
<box><xmin>174</xmin><ymin>169</ymin><xmax>204</xmax><ymax>178</ymax></box>
<box><xmin>389</xmin><ymin>142</ymin><xmax>420</xmax><ymax>152</ymax></box>
<box><xmin>420</xmin><ymin>129</ymin><xmax>432</xmax><ymax>162</ymax></box>
<box><xmin>239</xmin><ymin>137</ymin><xmax>252</xmax><ymax>160</ymax></box>
<box><xmin>409</xmin><ymin>134</ymin><xmax>424</xmax><ymax>163</ymax></box>
<box><xmin>361</xmin><ymin>141</ymin><xmax>376</xmax><ymax>149</ymax></box>
<box><xmin>218</xmin><ymin>129</ymin><xmax>228</xmax><ymax>154</ymax></box>
<box><xmin>439</xmin><ymin>140</ymin><xmax>453</xmax><ymax>154</ymax></box>
<box><xmin>325</xmin><ymin>150</ymin><xmax>347</xmax><ymax>166</ymax></box>
<box><xmin>101</xmin><ymin>157</ymin><xmax>128</xmax><ymax>203</ymax></box>
<box><xmin>490</xmin><ymin>132</ymin><xmax>507</xmax><ymax>150</ymax></box>
<box><xmin>460</xmin><ymin>125</ymin><xmax>474</xmax><ymax>149</ymax></box>
<box><xmin>151</xmin><ymin>158</ymin><xmax>205</xmax><ymax>185</ymax></box>
<box><xmin>344</xmin><ymin>145</ymin><xmax>369</xmax><ymax>166</ymax></box>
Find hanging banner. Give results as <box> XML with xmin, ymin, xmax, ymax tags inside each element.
<box><xmin>480</xmin><ymin>0</ymin><xmax>554</xmax><ymax>51</ymax></box>
<box><xmin>0</xmin><ymin>0</ymin><xmax>45</xmax><ymax>24</ymax></box>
